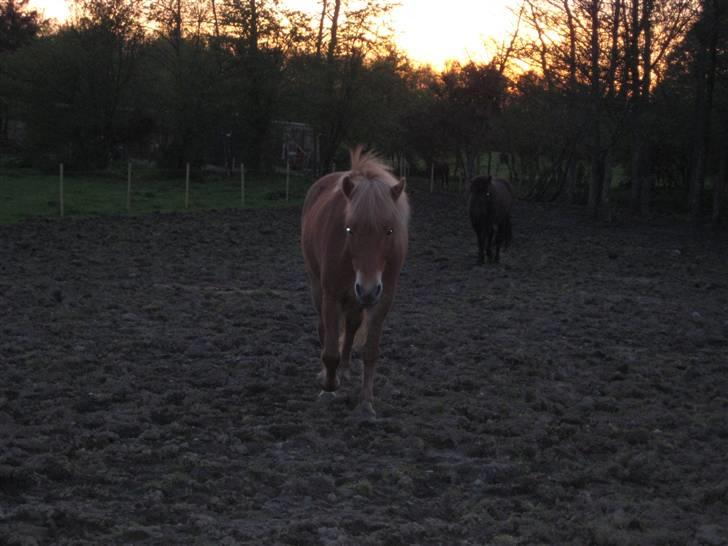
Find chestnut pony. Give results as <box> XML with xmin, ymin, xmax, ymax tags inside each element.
<box><xmin>301</xmin><ymin>147</ymin><xmax>410</xmax><ymax>417</ymax></box>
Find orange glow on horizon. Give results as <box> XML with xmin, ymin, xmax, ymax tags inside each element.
<box><xmin>392</xmin><ymin>1</ymin><xmax>520</xmax><ymax>70</ymax></box>
<box><xmin>28</xmin><ymin>0</ymin><xmax>521</xmax><ymax>70</ymax></box>
<box><xmin>29</xmin><ymin>0</ymin><xmax>70</xmax><ymax>22</ymax></box>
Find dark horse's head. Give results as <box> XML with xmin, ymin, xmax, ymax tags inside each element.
<box><xmin>469</xmin><ymin>175</ymin><xmax>493</xmax><ymax>197</ymax></box>
<box><xmin>469</xmin><ymin>175</ymin><xmax>494</xmax><ymax>214</ymax></box>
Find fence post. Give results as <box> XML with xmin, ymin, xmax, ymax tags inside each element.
<box><xmin>126</xmin><ymin>162</ymin><xmax>132</xmax><ymax>211</ymax></box>
<box><xmin>185</xmin><ymin>162</ymin><xmax>190</xmax><ymax>209</ymax></box>
<box><xmin>430</xmin><ymin>162</ymin><xmax>434</xmax><ymax>193</ymax></box>
<box><xmin>241</xmin><ymin>163</ymin><xmax>245</xmax><ymax>207</ymax></box>
<box><xmin>59</xmin><ymin>163</ymin><xmax>64</xmax><ymax>217</ymax></box>
<box><xmin>286</xmin><ymin>160</ymin><xmax>290</xmax><ymax>202</ymax></box>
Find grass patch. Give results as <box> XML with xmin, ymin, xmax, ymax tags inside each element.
<box><xmin>0</xmin><ymin>167</ymin><xmax>314</xmax><ymax>224</ymax></box>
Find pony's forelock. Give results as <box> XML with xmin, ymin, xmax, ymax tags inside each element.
<box><xmin>341</xmin><ymin>147</ymin><xmax>410</xmax><ymax>231</ymax></box>
<box><xmin>348</xmin><ymin>146</ymin><xmax>399</xmax><ymax>187</ymax></box>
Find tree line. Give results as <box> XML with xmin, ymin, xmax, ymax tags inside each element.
<box><xmin>1</xmin><ymin>0</ymin><xmax>727</xmax><ymax>226</ymax></box>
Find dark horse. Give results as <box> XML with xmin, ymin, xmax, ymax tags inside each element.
<box><xmin>468</xmin><ymin>175</ymin><xmax>513</xmax><ymax>264</ymax></box>
<box><xmin>301</xmin><ymin>147</ymin><xmax>410</xmax><ymax>417</ymax></box>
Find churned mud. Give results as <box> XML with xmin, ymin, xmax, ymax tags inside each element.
<box><xmin>1</xmin><ymin>186</ymin><xmax>727</xmax><ymax>545</ymax></box>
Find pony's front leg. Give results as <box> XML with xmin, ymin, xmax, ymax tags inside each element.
<box><xmin>357</xmin><ymin>308</ymin><xmax>388</xmax><ymax>418</ymax></box>
<box><xmin>318</xmin><ymin>295</ymin><xmax>341</xmax><ymax>392</ymax></box>
<box><xmin>339</xmin><ymin>311</ymin><xmax>363</xmax><ymax>382</ymax></box>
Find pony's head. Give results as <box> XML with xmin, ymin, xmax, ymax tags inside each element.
<box><xmin>341</xmin><ymin>147</ymin><xmax>409</xmax><ymax>307</ymax></box>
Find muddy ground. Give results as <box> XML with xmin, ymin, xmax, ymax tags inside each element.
<box><xmin>1</xmin><ymin>186</ymin><xmax>727</xmax><ymax>545</ymax></box>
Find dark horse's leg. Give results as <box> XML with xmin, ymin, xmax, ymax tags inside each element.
<box><xmin>474</xmin><ymin>222</ymin><xmax>485</xmax><ymax>264</ymax></box>
<box><xmin>494</xmin><ymin>223</ymin><xmax>502</xmax><ymax>263</ymax></box>
<box><xmin>486</xmin><ymin>226</ymin><xmax>495</xmax><ymax>263</ymax></box>
<box><xmin>318</xmin><ymin>294</ymin><xmax>341</xmax><ymax>392</ymax></box>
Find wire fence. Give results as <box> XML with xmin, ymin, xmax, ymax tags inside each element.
<box><xmin>0</xmin><ymin>159</ymin><xmax>474</xmax><ymax>224</ymax></box>
<box><xmin>0</xmin><ymin>161</ymin><xmax>318</xmax><ymax>224</ymax></box>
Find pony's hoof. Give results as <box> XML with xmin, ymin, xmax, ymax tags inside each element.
<box><xmin>318</xmin><ymin>390</ymin><xmax>338</xmax><ymax>402</ymax></box>
<box><xmin>353</xmin><ymin>401</ymin><xmax>377</xmax><ymax>421</ymax></box>
<box><xmin>317</xmin><ymin>371</ymin><xmax>340</xmax><ymax>392</ymax></box>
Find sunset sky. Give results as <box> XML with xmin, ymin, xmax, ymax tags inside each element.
<box><xmin>28</xmin><ymin>0</ymin><xmax>520</xmax><ymax>70</ymax></box>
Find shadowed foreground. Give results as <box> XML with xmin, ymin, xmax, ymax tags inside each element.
<box><xmin>1</xmin><ymin>190</ymin><xmax>727</xmax><ymax>545</ymax></box>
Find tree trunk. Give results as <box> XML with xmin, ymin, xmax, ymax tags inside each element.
<box><xmin>629</xmin><ymin>0</ymin><xmax>643</xmax><ymax>212</ymax></box>
<box><xmin>321</xmin><ymin>0</ymin><xmax>343</xmax><ymax>169</ymax></box>
<box><xmin>211</xmin><ymin>0</ymin><xmax>219</xmax><ymax>38</ymax></box>
<box><xmin>600</xmin><ymin>149</ymin><xmax>612</xmax><ymax>221</ymax></box>
<box><xmin>561</xmin><ymin>156</ymin><xmax>577</xmax><ymax>204</ymax></box>
<box><xmin>462</xmin><ymin>149</ymin><xmax>476</xmax><ymax>181</ymax></box>
<box><xmin>249</xmin><ymin>0</ymin><xmax>258</xmax><ymax>54</ymax></box>
<box><xmin>689</xmin><ymin>0</ymin><xmax>719</xmax><ymax>222</ymax></box>
<box><xmin>315</xmin><ymin>0</ymin><xmax>328</xmax><ymax>57</ymax></box>
<box><xmin>326</xmin><ymin>0</ymin><xmax>341</xmax><ymax>66</ymax></box>
<box><xmin>587</xmin><ymin>0</ymin><xmax>602</xmax><ymax>218</ymax></box>
<box><xmin>563</xmin><ymin>0</ymin><xmax>577</xmax><ymax>90</ymax></box>
<box><xmin>639</xmin><ymin>0</ymin><xmax>653</xmax><ymax>216</ymax></box>
<box><xmin>713</xmin><ymin>146</ymin><xmax>727</xmax><ymax>228</ymax></box>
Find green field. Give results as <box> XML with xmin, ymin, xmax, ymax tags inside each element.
<box><xmin>0</xmin><ymin>167</ymin><xmax>315</xmax><ymax>224</ymax></box>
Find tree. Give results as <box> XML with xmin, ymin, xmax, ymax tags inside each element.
<box><xmin>0</xmin><ymin>0</ymin><xmax>41</xmax><ymax>52</ymax></box>
<box><xmin>433</xmin><ymin>62</ymin><xmax>508</xmax><ymax>180</ymax></box>
<box><xmin>5</xmin><ymin>0</ymin><xmax>148</xmax><ymax>166</ymax></box>
<box><xmin>688</xmin><ymin>0</ymin><xmax>727</xmax><ymax>222</ymax></box>
<box><xmin>517</xmin><ymin>0</ymin><xmax>696</xmax><ymax>217</ymax></box>
<box><xmin>0</xmin><ymin>0</ymin><xmax>43</xmax><ymax>141</ymax></box>
<box><xmin>317</xmin><ymin>0</ymin><xmax>399</xmax><ymax>169</ymax></box>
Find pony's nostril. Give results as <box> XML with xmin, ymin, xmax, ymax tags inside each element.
<box><xmin>375</xmin><ymin>284</ymin><xmax>383</xmax><ymax>297</ymax></box>
<box><xmin>355</xmin><ymin>283</ymin><xmax>363</xmax><ymax>297</ymax></box>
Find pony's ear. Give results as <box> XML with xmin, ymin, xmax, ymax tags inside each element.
<box><xmin>342</xmin><ymin>176</ymin><xmax>355</xmax><ymax>199</ymax></box>
<box><xmin>391</xmin><ymin>177</ymin><xmax>406</xmax><ymax>201</ymax></box>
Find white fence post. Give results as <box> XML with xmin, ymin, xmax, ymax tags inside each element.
<box><xmin>59</xmin><ymin>163</ymin><xmax>64</xmax><ymax>217</ymax></box>
<box><xmin>241</xmin><ymin>163</ymin><xmax>245</xmax><ymax>207</ymax></box>
<box><xmin>126</xmin><ymin>162</ymin><xmax>132</xmax><ymax>211</ymax></box>
<box><xmin>185</xmin><ymin>162</ymin><xmax>190</xmax><ymax>209</ymax></box>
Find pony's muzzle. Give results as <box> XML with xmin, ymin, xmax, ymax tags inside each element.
<box><xmin>355</xmin><ymin>281</ymin><xmax>382</xmax><ymax>306</ymax></box>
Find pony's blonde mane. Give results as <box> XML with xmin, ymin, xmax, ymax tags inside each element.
<box><xmin>342</xmin><ymin>146</ymin><xmax>410</xmax><ymax>230</ymax></box>
<box><xmin>349</xmin><ymin>146</ymin><xmax>400</xmax><ymax>188</ymax></box>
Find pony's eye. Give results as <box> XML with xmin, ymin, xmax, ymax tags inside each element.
<box><xmin>385</xmin><ymin>227</ymin><xmax>394</xmax><ymax>236</ymax></box>
<box><xmin>346</xmin><ymin>226</ymin><xmax>352</xmax><ymax>235</ymax></box>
